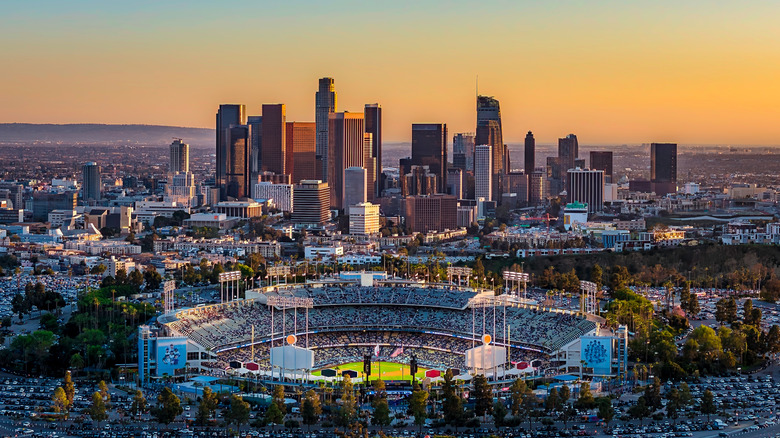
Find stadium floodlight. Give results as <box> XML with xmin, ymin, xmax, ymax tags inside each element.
<box><xmin>579</xmin><ymin>280</ymin><xmax>598</xmax><ymax>315</ymax></box>
<box><xmin>219</xmin><ymin>271</ymin><xmax>242</xmax><ymax>303</ymax></box>
<box><xmin>267</xmin><ymin>265</ymin><xmax>292</xmax><ymax>286</ymax></box>
<box><xmin>266</xmin><ymin>296</ymin><xmax>314</xmax><ymax>310</ymax></box>
<box><xmin>447</xmin><ymin>267</ymin><xmax>472</xmax><ymax>287</ymax></box>
<box><xmin>503</xmin><ymin>271</ymin><xmax>529</xmax><ymax>299</ymax></box>
<box><xmin>163</xmin><ymin>280</ymin><xmax>176</xmax><ymax>313</ymax></box>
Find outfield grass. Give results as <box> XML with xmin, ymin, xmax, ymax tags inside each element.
<box><xmin>311</xmin><ymin>361</ymin><xmax>429</xmax><ymax>381</ymax></box>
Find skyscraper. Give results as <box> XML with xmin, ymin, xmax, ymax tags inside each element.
<box><xmin>651</xmin><ymin>143</ymin><xmax>677</xmax><ymax>195</ymax></box>
<box><xmin>216</xmin><ymin>104</ymin><xmax>247</xmax><ymax>199</ymax></box>
<box><xmin>261</xmin><ymin>104</ymin><xmax>287</xmax><ymax>175</ymax></box>
<box><xmin>558</xmin><ymin>133</ymin><xmax>579</xmax><ymax>192</ymax></box>
<box><xmin>453</xmin><ymin>133</ymin><xmax>475</xmax><ymax>171</ymax></box>
<box><xmin>328</xmin><ymin>112</ymin><xmax>367</xmax><ymax>210</ymax></box>
<box><xmin>524</xmin><ymin>131</ymin><xmax>535</xmax><ymax>176</ymax></box>
<box><xmin>82</xmin><ymin>162</ymin><xmax>101</xmax><ymax>203</ymax></box>
<box><xmin>404</xmin><ymin>194</ymin><xmax>457</xmax><ymax>233</ymax></box>
<box><xmin>474</xmin><ymin>145</ymin><xmax>493</xmax><ymax>202</ymax></box>
<box><xmin>476</xmin><ymin>95</ymin><xmax>506</xmax><ymax>200</ymax></box>
<box><xmin>589</xmin><ymin>151</ymin><xmax>613</xmax><ymax>183</ymax></box>
<box><xmin>447</xmin><ymin>168</ymin><xmax>464</xmax><ymax>199</ymax></box>
<box><xmin>567</xmin><ymin>168</ymin><xmax>604</xmax><ymax>213</ymax></box>
<box><xmin>344</xmin><ymin>166</ymin><xmax>367</xmax><ymax>209</ymax></box>
<box><xmin>247</xmin><ymin>115</ymin><xmax>262</xmax><ymax>177</ymax></box>
<box><xmin>411</xmin><ymin>123</ymin><xmax>447</xmax><ymax>193</ymax></box>
<box><xmin>169</xmin><ymin>139</ymin><xmax>189</xmax><ymax>174</ymax></box>
<box><xmin>364</xmin><ymin>104</ymin><xmax>382</xmax><ymax>200</ymax></box>
<box><xmin>224</xmin><ymin>125</ymin><xmax>251</xmax><ymax>199</ymax></box>
<box><xmin>316</xmin><ymin>78</ymin><xmax>337</xmax><ymax>181</ymax></box>
<box><xmin>292</xmin><ymin>180</ymin><xmax>330</xmax><ymax>225</ymax></box>
<box><xmin>286</xmin><ymin>122</ymin><xmax>316</xmax><ymax>183</ymax></box>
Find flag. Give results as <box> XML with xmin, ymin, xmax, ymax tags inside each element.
<box><xmin>390</xmin><ymin>346</ymin><xmax>404</xmax><ymax>358</ymax></box>
<box><xmin>374</xmin><ymin>344</ymin><xmax>380</xmax><ymax>357</ymax></box>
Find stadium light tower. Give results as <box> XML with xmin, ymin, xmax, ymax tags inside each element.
<box><xmin>219</xmin><ymin>271</ymin><xmax>242</xmax><ymax>303</ymax></box>
<box><xmin>503</xmin><ymin>271</ymin><xmax>529</xmax><ymax>300</ymax></box>
<box><xmin>266</xmin><ymin>296</ymin><xmax>315</xmax><ymax>349</ymax></box>
<box><xmin>447</xmin><ymin>267</ymin><xmax>472</xmax><ymax>288</ymax></box>
<box><xmin>267</xmin><ymin>265</ymin><xmax>292</xmax><ymax>286</ymax></box>
<box><xmin>163</xmin><ymin>280</ymin><xmax>176</xmax><ymax>314</ymax></box>
<box><xmin>579</xmin><ymin>280</ymin><xmax>598</xmax><ymax>315</ymax></box>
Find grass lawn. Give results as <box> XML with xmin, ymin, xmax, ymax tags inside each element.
<box><xmin>311</xmin><ymin>361</ymin><xmax>429</xmax><ymax>381</ymax></box>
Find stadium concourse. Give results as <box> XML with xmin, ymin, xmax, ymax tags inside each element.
<box><xmin>163</xmin><ymin>282</ymin><xmax>598</xmax><ymax>378</ymax></box>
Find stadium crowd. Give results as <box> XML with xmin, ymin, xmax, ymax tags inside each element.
<box><xmin>265</xmin><ymin>284</ymin><xmax>477</xmax><ymax>309</ymax></box>
<box><xmin>209</xmin><ymin>331</ymin><xmax>551</xmax><ymax>372</ymax></box>
<box><xmin>167</xmin><ymin>285</ymin><xmax>594</xmax><ymax>372</ymax></box>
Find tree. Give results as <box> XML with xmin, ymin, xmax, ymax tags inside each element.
<box><xmin>765</xmin><ymin>325</ymin><xmax>780</xmax><ymax>355</ymax></box>
<box><xmin>591</xmin><ymin>264</ymin><xmax>604</xmax><ymax>292</ymax></box>
<box><xmin>153</xmin><ymin>387</ymin><xmax>183</xmax><ymax>425</ymax></box>
<box><xmin>644</xmin><ymin>377</ymin><xmax>663</xmax><ymax>410</ymax></box>
<box><xmin>302</xmin><ymin>389</ymin><xmax>322</xmax><ymax>430</ymax></box>
<box><xmin>442</xmin><ymin>370</ymin><xmax>465</xmax><ymax>431</ymax></box>
<box><xmin>596</xmin><ymin>397</ymin><xmax>615</xmax><ymax>427</ymax></box>
<box><xmin>372</xmin><ymin>397</ymin><xmax>391</xmax><ymax>430</ymax></box>
<box><xmin>687</xmin><ymin>293</ymin><xmax>701</xmax><ymax>316</ymax></box>
<box><xmin>559</xmin><ymin>384</ymin><xmax>571</xmax><ymax>406</ymax></box>
<box><xmin>264</xmin><ymin>402</ymin><xmax>284</xmax><ymax>430</ymax></box>
<box><xmin>52</xmin><ymin>387</ymin><xmax>69</xmax><ymax>416</ymax></box>
<box><xmin>336</xmin><ymin>375</ymin><xmax>356</xmax><ymax>426</ymax></box>
<box><xmin>69</xmin><ymin>353</ymin><xmax>85</xmax><ymax>372</ymax></box>
<box><xmin>472</xmin><ymin>374</ymin><xmax>493</xmax><ymax>419</ymax></box>
<box><xmin>115</xmin><ymin>268</ymin><xmax>128</xmax><ymax>285</ymax></box>
<box><xmin>761</xmin><ymin>278</ymin><xmax>780</xmax><ymax>302</ymax></box>
<box><xmin>143</xmin><ymin>267</ymin><xmax>162</xmax><ymax>290</ymax></box>
<box><xmin>196</xmin><ymin>386</ymin><xmax>218</xmax><ymax>426</ymax></box>
<box><xmin>90</xmin><ymin>264</ymin><xmax>107</xmax><ymax>275</ymax></box>
<box><xmin>715</xmin><ymin>297</ymin><xmax>737</xmax><ymax>325</ymax></box>
<box><xmin>628</xmin><ymin>396</ymin><xmax>651</xmax><ymax>425</ymax></box>
<box><xmin>63</xmin><ymin>371</ymin><xmax>75</xmax><ymax>409</ymax></box>
<box><xmin>545</xmin><ymin>387</ymin><xmax>561</xmax><ymax>412</ymax></box>
<box><xmin>225</xmin><ymin>394</ymin><xmax>250</xmax><ymax>434</ymax></box>
<box><xmin>272</xmin><ymin>384</ymin><xmax>287</xmax><ymax>416</ymax></box>
<box><xmin>128</xmin><ymin>269</ymin><xmax>144</xmax><ymax>291</ymax></box>
<box><xmin>509</xmin><ymin>378</ymin><xmax>528</xmax><ymax>416</ymax></box>
<box><xmin>409</xmin><ymin>382</ymin><xmax>429</xmax><ymax>434</ymax></box>
<box><xmin>493</xmin><ymin>400</ymin><xmax>508</xmax><ymax>428</ymax></box>
<box><xmin>679</xmin><ymin>383</ymin><xmax>692</xmax><ymax>409</ymax></box>
<box><xmin>665</xmin><ymin>388</ymin><xmax>681</xmax><ymax>424</ymax></box>
<box><xmin>608</xmin><ymin>265</ymin><xmax>632</xmax><ymax>291</ymax></box>
<box><xmin>98</xmin><ymin>380</ymin><xmax>111</xmax><ymax>405</ymax></box>
<box><xmin>575</xmin><ymin>382</ymin><xmax>596</xmax><ymax>410</ymax></box>
<box><xmin>700</xmin><ymin>390</ymin><xmax>717</xmax><ymax>421</ymax></box>
<box><xmin>131</xmin><ymin>390</ymin><xmax>146</xmax><ymax>420</ymax></box>
<box><xmin>89</xmin><ymin>391</ymin><xmax>108</xmax><ymax>428</ymax></box>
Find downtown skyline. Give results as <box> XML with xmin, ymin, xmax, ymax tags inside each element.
<box><xmin>2</xmin><ymin>1</ymin><xmax>780</xmax><ymax>145</ymax></box>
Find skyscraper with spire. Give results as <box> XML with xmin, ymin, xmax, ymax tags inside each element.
<box><xmin>316</xmin><ymin>77</ymin><xmax>337</xmax><ymax>182</ymax></box>
<box><xmin>476</xmin><ymin>95</ymin><xmax>505</xmax><ymax>201</ymax></box>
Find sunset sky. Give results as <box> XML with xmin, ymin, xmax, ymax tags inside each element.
<box><xmin>2</xmin><ymin>0</ymin><xmax>780</xmax><ymax>144</ymax></box>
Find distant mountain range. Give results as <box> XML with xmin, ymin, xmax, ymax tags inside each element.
<box><xmin>0</xmin><ymin>123</ymin><xmax>214</xmax><ymax>147</ymax></box>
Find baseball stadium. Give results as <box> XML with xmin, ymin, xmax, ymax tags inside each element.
<box><xmin>157</xmin><ymin>277</ymin><xmax>606</xmax><ymax>383</ymax></box>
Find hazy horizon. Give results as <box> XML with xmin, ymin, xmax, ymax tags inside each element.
<box><xmin>2</xmin><ymin>1</ymin><xmax>780</xmax><ymax>145</ymax></box>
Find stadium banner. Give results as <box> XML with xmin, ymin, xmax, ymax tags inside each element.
<box><xmin>157</xmin><ymin>338</ymin><xmax>187</xmax><ymax>376</ymax></box>
<box><xmin>580</xmin><ymin>336</ymin><xmax>613</xmax><ymax>376</ymax></box>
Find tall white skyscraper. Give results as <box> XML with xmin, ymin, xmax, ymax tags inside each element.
<box><xmin>169</xmin><ymin>138</ymin><xmax>189</xmax><ymax>174</ymax></box>
<box><xmin>474</xmin><ymin>145</ymin><xmax>493</xmax><ymax>202</ymax></box>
